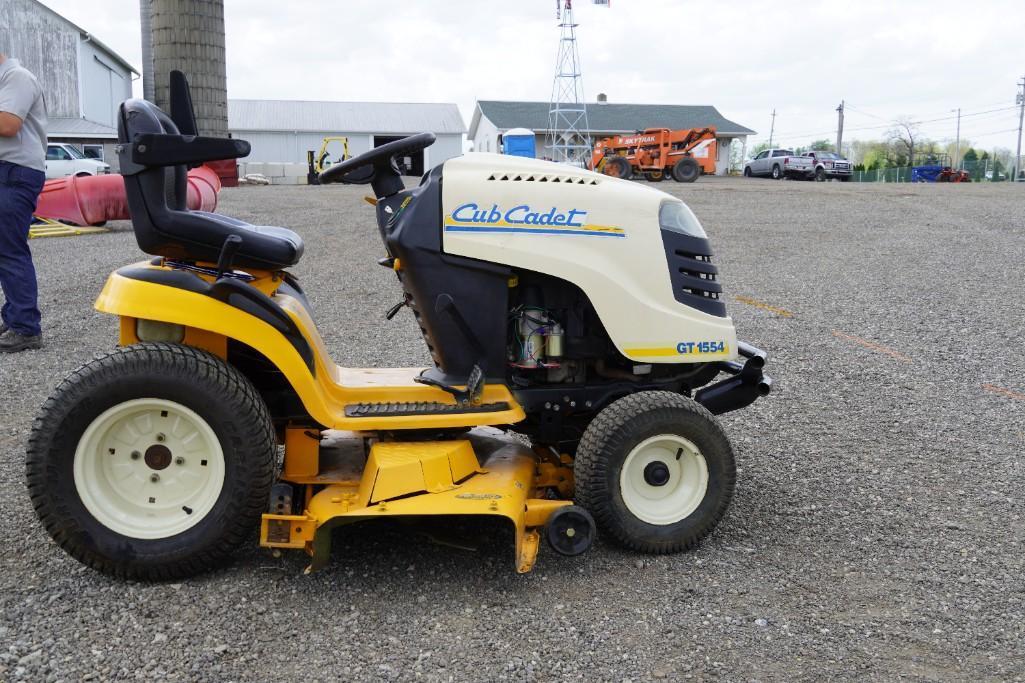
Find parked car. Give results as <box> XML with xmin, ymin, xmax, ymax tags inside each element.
<box><xmin>45</xmin><ymin>143</ymin><xmax>111</xmax><ymax>179</ymax></box>
<box><xmin>801</xmin><ymin>151</ymin><xmax>852</xmax><ymax>181</ymax></box>
<box><xmin>743</xmin><ymin>149</ymin><xmax>813</xmax><ymax>179</ymax></box>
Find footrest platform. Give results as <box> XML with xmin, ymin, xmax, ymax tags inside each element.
<box><xmin>344</xmin><ymin>401</ymin><xmax>511</xmax><ymax>418</ymax></box>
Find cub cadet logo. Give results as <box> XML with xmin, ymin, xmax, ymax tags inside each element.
<box><xmin>445</xmin><ymin>203</ymin><xmax>625</xmax><ymax>238</ymax></box>
<box><xmin>451</xmin><ymin>202</ymin><xmax>587</xmax><ymax>228</ymax></box>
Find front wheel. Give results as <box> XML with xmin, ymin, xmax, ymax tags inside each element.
<box><xmin>672</xmin><ymin>157</ymin><xmax>700</xmax><ymax>183</ymax></box>
<box><xmin>573</xmin><ymin>391</ymin><xmax>736</xmax><ymax>553</ymax></box>
<box><xmin>743</xmin><ymin>167</ymin><xmax>752</xmax><ymax>177</ymax></box>
<box><xmin>27</xmin><ymin>343</ymin><xmax>277</xmax><ymax>579</ymax></box>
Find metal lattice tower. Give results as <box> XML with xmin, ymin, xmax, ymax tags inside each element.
<box><xmin>546</xmin><ymin>0</ymin><xmax>591</xmax><ymax>165</ymax></box>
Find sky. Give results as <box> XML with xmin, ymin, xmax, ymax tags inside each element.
<box><xmin>36</xmin><ymin>0</ymin><xmax>1025</xmax><ymax>155</ymax></box>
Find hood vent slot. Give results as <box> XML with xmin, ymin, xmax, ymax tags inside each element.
<box><xmin>486</xmin><ymin>173</ymin><xmax>599</xmax><ymax>185</ymax></box>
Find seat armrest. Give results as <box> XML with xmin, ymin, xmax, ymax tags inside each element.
<box><xmin>129</xmin><ymin>133</ymin><xmax>250</xmax><ymax>169</ymax></box>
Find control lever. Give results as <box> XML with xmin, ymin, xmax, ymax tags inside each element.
<box><xmin>215</xmin><ymin>234</ymin><xmax>243</xmax><ymax>278</ymax></box>
<box><xmin>385</xmin><ymin>293</ymin><xmax>412</xmax><ymax>320</ymax></box>
<box><xmin>414</xmin><ymin>365</ymin><xmax>485</xmax><ymax>405</ymax></box>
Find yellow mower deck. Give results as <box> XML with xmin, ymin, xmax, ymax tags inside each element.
<box><xmin>261</xmin><ymin>429</ymin><xmax>574</xmax><ymax>572</ymax></box>
<box><xmin>95</xmin><ymin>263</ymin><xmax>575</xmax><ymax>572</ymax></box>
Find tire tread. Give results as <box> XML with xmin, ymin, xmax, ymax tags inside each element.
<box><xmin>574</xmin><ymin>391</ymin><xmax>735</xmax><ymax>554</ymax></box>
<box><xmin>26</xmin><ymin>342</ymin><xmax>276</xmax><ymax>580</ymax></box>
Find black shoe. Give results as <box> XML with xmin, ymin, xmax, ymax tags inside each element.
<box><xmin>0</xmin><ymin>329</ymin><xmax>42</xmax><ymax>353</ymax></box>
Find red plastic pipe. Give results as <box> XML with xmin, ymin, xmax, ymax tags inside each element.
<box><xmin>34</xmin><ymin>165</ymin><xmax>222</xmax><ymax>227</ymax></box>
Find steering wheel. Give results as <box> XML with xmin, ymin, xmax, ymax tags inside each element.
<box><xmin>319</xmin><ymin>132</ymin><xmax>436</xmax><ymax>197</ymax></box>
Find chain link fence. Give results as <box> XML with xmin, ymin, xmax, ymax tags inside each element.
<box><xmin>852</xmin><ymin>160</ymin><xmax>1019</xmax><ymax>182</ymax></box>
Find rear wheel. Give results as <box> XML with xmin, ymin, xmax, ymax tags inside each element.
<box><xmin>27</xmin><ymin>343</ymin><xmax>277</xmax><ymax>580</ymax></box>
<box><xmin>672</xmin><ymin>157</ymin><xmax>700</xmax><ymax>183</ymax></box>
<box><xmin>602</xmin><ymin>156</ymin><xmax>633</xmax><ymax>180</ymax></box>
<box><xmin>574</xmin><ymin>391</ymin><xmax>736</xmax><ymax>553</ymax></box>
<box><xmin>771</xmin><ymin>164</ymin><xmax>783</xmax><ymax>180</ymax></box>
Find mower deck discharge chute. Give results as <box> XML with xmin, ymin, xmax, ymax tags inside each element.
<box><xmin>26</xmin><ymin>73</ymin><xmax>772</xmax><ymax>579</ymax></box>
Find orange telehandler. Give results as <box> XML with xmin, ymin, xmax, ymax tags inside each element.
<box><xmin>590</xmin><ymin>127</ymin><xmax>717</xmax><ymax>183</ymax></box>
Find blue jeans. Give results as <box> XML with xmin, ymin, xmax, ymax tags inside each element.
<box><xmin>0</xmin><ymin>161</ymin><xmax>45</xmax><ymax>336</ymax></box>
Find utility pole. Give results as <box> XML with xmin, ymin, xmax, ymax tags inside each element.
<box><xmin>835</xmin><ymin>100</ymin><xmax>844</xmax><ymax>154</ymax></box>
<box><xmin>953</xmin><ymin>107</ymin><xmax>961</xmax><ymax>169</ymax></box>
<box><xmin>767</xmin><ymin>109</ymin><xmax>776</xmax><ymax>149</ymax></box>
<box><xmin>1016</xmin><ymin>77</ymin><xmax>1024</xmax><ymax>182</ymax></box>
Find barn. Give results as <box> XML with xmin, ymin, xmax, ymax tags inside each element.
<box><xmin>0</xmin><ymin>0</ymin><xmax>138</xmax><ymax>167</ymax></box>
<box><xmin>228</xmin><ymin>100</ymin><xmax>466</xmax><ymax>176</ymax></box>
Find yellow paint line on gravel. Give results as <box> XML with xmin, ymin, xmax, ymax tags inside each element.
<box><xmin>733</xmin><ymin>295</ymin><xmax>795</xmax><ymax>318</ymax></box>
<box><xmin>831</xmin><ymin>330</ymin><xmax>913</xmax><ymax>363</ymax></box>
<box><xmin>982</xmin><ymin>383</ymin><xmax>1025</xmax><ymax>401</ymax></box>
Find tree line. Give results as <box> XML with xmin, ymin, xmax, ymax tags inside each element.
<box><xmin>744</xmin><ymin>119</ymin><xmax>1017</xmax><ymax>180</ymax></box>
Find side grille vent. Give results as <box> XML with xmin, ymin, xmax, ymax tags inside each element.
<box><xmin>660</xmin><ymin>231</ymin><xmax>727</xmax><ymax>317</ymax></box>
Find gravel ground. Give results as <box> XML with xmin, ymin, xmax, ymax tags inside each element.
<box><xmin>1</xmin><ymin>176</ymin><xmax>1023</xmax><ymax>682</ymax></box>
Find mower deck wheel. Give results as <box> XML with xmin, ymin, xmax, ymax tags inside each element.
<box><xmin>545</xmin><ymin>505</ymin><xmax>596</xmax><ymax>556</ymax></box>
<box><xmin>573</xmin><ymin>391</ymin><xmax>736</xmax><ymax>554</ymax></box>
<box><xmin>27</xmin><ymin>342</ymin><xmax>276</xmax><ymax>580</ymax></box>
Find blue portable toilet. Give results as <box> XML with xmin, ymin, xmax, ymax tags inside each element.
<box><xmin>503</xmin><ymin>128</ymin><xmax>536</xmax><ymax>158</ymax></box>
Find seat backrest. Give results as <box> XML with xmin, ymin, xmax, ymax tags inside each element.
<box><xmin>117</xmin><ymin>98</ymin><xmax>196</xmax><ymax>260</ymax></box>
<box><xmin>116</xmin><ymin>72</ymin><xmax>302</xmax><ymax>271</ymax></box>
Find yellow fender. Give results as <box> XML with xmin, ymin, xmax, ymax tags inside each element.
<box><xmin>96</xmin><ymin>263</ymin><xmax>525</xmax><ymax>431</ymax></box>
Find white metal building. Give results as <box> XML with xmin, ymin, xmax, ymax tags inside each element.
<box><xmin>469</xmin><ymin>99</ymin><xmax>756</xmax><ymax>175</ymax></box>
<box><xmin>0</xmin><ymin>0</ymin><xmax>138</xmax><ymax>166</ymax></box>
<box><xmin>228</xmin><ymin>100</ymin><xmax>466</xmax><ymax>175</ymax></box>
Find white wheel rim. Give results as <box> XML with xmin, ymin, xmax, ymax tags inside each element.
<box><xmin>619</xmin><ymin>434</ymin><xmax>709</xmax><ymax>525</ymax></box>
<box><xmin>73</xmin><ymin>398</ymin><xmax>226</xmax><ymax>539</ymax></box>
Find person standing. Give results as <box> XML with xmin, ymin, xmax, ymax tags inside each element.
<box><xmin>0</xmin><ymin>52</ymin><xmax>47</xmax><ymax>352</ymax></box>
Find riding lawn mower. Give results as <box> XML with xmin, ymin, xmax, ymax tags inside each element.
<box><xmin>26</xmin><ymin>73</ymin><xmax>772</xmax><ymax>578</ymax></box>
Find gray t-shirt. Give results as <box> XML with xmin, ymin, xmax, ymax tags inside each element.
<box><xmin>0</xmin><ymin>58</ymin><xmax>48</xmax><ymax>172</ymax></box>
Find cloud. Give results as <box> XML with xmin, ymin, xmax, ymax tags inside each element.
<box><xmin>37</xmin><ymin>0</ymin><xmax>1025</xmax><ymax>151</ymax></box>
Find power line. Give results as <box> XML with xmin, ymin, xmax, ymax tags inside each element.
<box><xmin>844</xmin><ymin>103</ymin><xmax>888</xmax><ymax>121</ymax></box>
<box><xmin>848</xmin><ymin>99</ymin><xmax>1015</xmax><ymax>120</ymax></box>
<box><xmin>769</xmin><ymin>105</ymin><xmax>1019</xmax><ymax>141</ymax></box>
<box><xmin>968</xmin><ymin>127</ymin><xmax>1020</xmax><ymax>139</ymax></box>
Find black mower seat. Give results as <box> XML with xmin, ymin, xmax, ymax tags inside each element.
<box><xmin>117</xmin><ymin>97</ymin><xmax>304</xmax><ymax>271</ymax></box>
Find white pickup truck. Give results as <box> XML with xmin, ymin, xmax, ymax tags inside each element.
<box><xmin>743</xmin><ymin>149</ymin><xmax>814</xmax><ymax>180</ymax></box>
<box><xmin>45</xmin><ymin>143</ymin><xmax>112</xmax><ymax>180</ymax></box>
